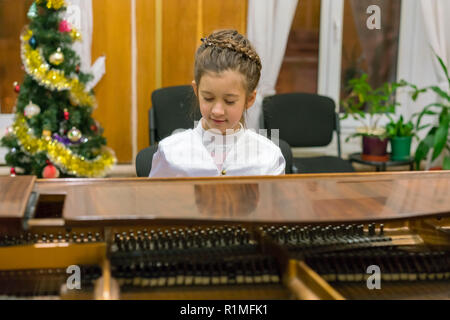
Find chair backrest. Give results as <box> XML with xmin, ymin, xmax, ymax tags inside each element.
<box><xmin>136</xmin><ymin>144</ymin><xmax>159</xmax><ymax>177</ymax></box>
<box><xmin>263</xmin><ymin>92</ymin><xmax>342</xmax><ymax>157</ymax></box>
<box><xmin>149</xmin><ymin>85</ymin><xmax>202</xmax><ymax>144</ymax></box>
<box><xmin>278</xmin><ymin>139</ymin><xmax>293</xmax><ymax>174</ymax></box>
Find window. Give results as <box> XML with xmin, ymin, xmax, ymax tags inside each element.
<box><xmin>340</xmin><ymin>0</ymin><xmax>402</xmax><ymax>100</ymax></box>
<box><xmin>276</xmin><ymin>0</ymin><xmax>321</xmax><ymax>94</ymax></box>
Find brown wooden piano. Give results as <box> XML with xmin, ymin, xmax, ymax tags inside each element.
<box><xmin>0</xmin><ymin>171</ymin><xmax>449</xmax><ymax>300</ymax></box>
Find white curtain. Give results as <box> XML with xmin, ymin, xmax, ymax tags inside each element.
<box><xmin>419</xmin><ymin>0</ymin><xmax>450</xmax><ymax>168</ymax></box>
<box><xmin>420</xmin><ymin>0</ymin><xmax>450</xmax><ymax>85</ymax></box>
<box><xmin>246</xmin><ymin>0</ymin><xmax>298</xmax><ymax>130</ymax></box>
<box><xmin>65</xmin><ymin>0</ymin><xmax>105</xmax><ymax>91</ymax></box>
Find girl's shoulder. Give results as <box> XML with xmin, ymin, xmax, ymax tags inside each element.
<box><xmin>158</xmin><ymin>128</ymin><xmax>196</xmax><ymax>147</ymax></box>
<box><xmin>244</xmin><ymin>129</ymin><xmax>283</xmax><ymax>154</ymax></box>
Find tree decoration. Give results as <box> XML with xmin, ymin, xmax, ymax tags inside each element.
<box><xmin>59</xmin><ymin>20</ymin><xmax>72</xmax><ymax>33</ymax></box>
<box><xmin>13</xmin><ymin>81</ymin><xmax>20</xmax><ymax>93</ymax></box>
<box><xmin>70</xmin><ymin>29</ymin><xmax>82</xmax><ymax>41</ymax></box>
<box><xmin>42</xmin><ymin>162</ymin><xmax>60</xmax><ymax>179</ymax></box>
<box><xmin>36</xmin><ymin>0</ymin><xmax>66</xmax><ymax>10</ymax></box>
<box><xmin>42</xmin><ymin>129</ymin><xmax>52</xmax><ymax>137</ymax></box>
<box><xmin>27</xmin><ymin>2</ymin><xmax>38</xmax><ymax>19</ymax></box>
<box><xmin>90</xmin><ymin>123</ymin><xmax>98</xmax><ymax>133</ymax></box>
<box><xmin>29</xmin><ymin>36</ymin><xmax>37</xmax><ymax>49</ymax></box>
<box><xmin>67</xmin><ymin>127</ymin><xmax>82</xmax><ymax>142</ymax></box>
<box><xmin>49</xmin><ymin>47</ymin><xmax>64</xmax><ymax>66</ymax></box>
<box><xmin>24</xmin><ymin>101</ymin><xmax>41</xmax><ymax>118</ymax></box>
<box><xmin>12</xmin><ymin>116</ymin><xmax>116</xmax><ymax>177</ymax></box>
<box><xmin>5</xmin><ymin>126</ymin><xmax>14</xmax><ymax>136</ymax></box>
<box><xmin>63</xmin><ymin>108</ymin><xmax>69</xmax><ymax>120</ymax></box>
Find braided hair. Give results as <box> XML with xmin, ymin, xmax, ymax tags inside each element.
<box><xmin>194</xmin><ymin>29</ymin><xmax>262</xmax><ymax>95</ymax></box>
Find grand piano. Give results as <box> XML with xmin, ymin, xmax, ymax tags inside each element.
<box><xmin>0</xmin><ymin>171</ymin><xmax>449</xmax><ymax>300</ymax></box>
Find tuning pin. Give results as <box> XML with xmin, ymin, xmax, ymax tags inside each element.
<box><xmin>357</xmin><ymin>225</ymin><xmax>364</xmax><ymax>236</ymax></box>
<box><xmin>379</xmin><ymin>224</ymin><xmax>384</xmax><ymax>236</ymax></box>
<box><xmin>368</xmin><ymin>224</ymin><xmax>375</xmax><ymax>236</ymax></box>
<box><xmin>333</xmin><ymin>226</ymin><xmax>340</xmax><ymax>238</ymax></box>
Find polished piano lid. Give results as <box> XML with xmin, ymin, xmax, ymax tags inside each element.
<box><xmin>0</xmin><ymin>175</ymin><xmax>36</xmax><ymax>220</ymax></box>
<box><xmin>32</xmin><ymin>171</ymin><xmax>450</xmax><ymax>226</ymax></box>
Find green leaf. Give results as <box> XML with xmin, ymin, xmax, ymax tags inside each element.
<box><xmin>430</xmin><ymin>86</ymin><xmax>450</xmax><ymax>101</ymax></box>
<box><xmin>432</xmin><ymin>125</ymin><xmax>448</xmax><ymax>160</ymax></box>
<box><xmin>436</xmin><ymin>54</ymin><xmax>450</xmax><ymax>85</ymax></box>
<box><xmin>411</xmin><ymin>88</ymin><xmax>427</xmax><ymax>101</ymax></box>
<box><xmin>444</xmin><ymin>156</ymin><xmax>450</xmax><ymax>170</ymax></box>
<box><xmin>415</xmin><ymin>103</ymin><xmax>442</xmax><ymax>128</ymax></box>
<box><xmin>425</xmin><ymin>127</ymin><xmax>438</xmax><ymax>146</ymax></box>
<box><xmin>414</xmin><ymin>140</ymin><xmax>429</xmax><ymax>170</ymax></box>
<box><xmin>414</xmin><ymin>127</ymin><xmax>437</xmax><ymax>169</ymax></box>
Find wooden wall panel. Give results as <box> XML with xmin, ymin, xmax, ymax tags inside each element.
<box><xmin>136</xmin><ymin>0</ymin><xmax>156</xmax><ymax>153</ymax></box>
<box><xmin>92</xmin><ymin>0</ymin><xmax>132</xmax><ymax>163</ymax></box>
<box><xmin>162</xmin><ymin>0</ymin><xmax>198</xmax><ymax>87</ymax></box>
<box><xmin>0</xmin><ymin>0</ymin><xmax>33</xmax><ymax>114</ymax></box>
<box><xmin>202</xmin><ymin>0</ymin><xmax>247</xmax><ymax>36</ymax></box>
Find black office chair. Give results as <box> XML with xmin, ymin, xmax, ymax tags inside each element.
<box><xmin>263</xmin><ymin>92</ymin><xmax>354</xmax><ymax>174</ymax></box>
<box><xmin>149</xmin><ymin>85</ymin><xmax>202</xmax><ymax>145</ymax></box>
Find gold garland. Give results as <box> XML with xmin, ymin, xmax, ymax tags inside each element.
<box><xmin>12</xmin><ymin>115</ymin><xmax>116</xmax><ymax>178</ymax></box>
<box><xmin>21</xmin><ymin>28</ymin><xmax>96</xmax><ymax>108</ymax></box>
<box><xmin>36</xmin><ymin>0</ymin><xmax>66</xmax><ymax>10</ymax></box>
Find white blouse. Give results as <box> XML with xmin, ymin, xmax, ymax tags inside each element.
<box><xmin>149</xmin><ymin>119</ymin><xmax>286</xmax><ymax>177</ymax></box>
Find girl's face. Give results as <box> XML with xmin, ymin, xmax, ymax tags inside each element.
<box><xmin>192</xmin><ymin>70</ymin><xmax>256</xmax><ymax>134</ymax></box>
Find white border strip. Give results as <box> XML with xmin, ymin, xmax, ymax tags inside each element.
<box><xmin>131</xmin><ymin>0</ymin><xmax>138</xmax><ymax>163</ymax></box>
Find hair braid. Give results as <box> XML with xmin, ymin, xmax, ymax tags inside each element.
<box><xmin>201</xmin><ymin>36</ymin><xmax>262</xmax><ymax>72</ymax></box>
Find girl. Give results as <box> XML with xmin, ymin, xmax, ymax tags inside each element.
<box><xmin>149</xmin><ymin>30</ymin><xmax>285</xmax><ymax>177</ymax></box>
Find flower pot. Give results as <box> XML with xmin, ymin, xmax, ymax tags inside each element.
<box><xmin>362</xmin><ymin>136</ymin><xmax>388</xmax><ymax>162</ymax></box>
<box><xmin>390</xmin><ymin>136</ymin><xmax>412</xmax><ymax>161</ymax></box>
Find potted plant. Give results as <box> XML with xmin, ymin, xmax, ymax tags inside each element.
<box><xmin>410</xmin><ymin>54</ymin><xmax>450</xmax><ymax>170</ymax></box>
<box><xmin>385</xmin><ymin>115</ymin><xmax>415</xmax><ymax>161</ymax></box>
<box><xmin>341</xmin><ymin>74</ymin><xmax>406</xmax><ymax>162</ymax></box>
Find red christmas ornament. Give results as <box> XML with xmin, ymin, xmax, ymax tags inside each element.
<box><xmin>64</xmin><ymin>108</ymin><xmax>70</xmax><ymax>120</ymax></box>
<box><xmin>10</xmin><ymin>167</ymin><xmax>16</xmax><ymax>176</ymax></box>
<box><xmin>42</xmin><ymin>164</ymin><xmax>60</xmax><ymax>179</ymax></box>
<box><xmin>75</xmin><ymin>64</ymin><xmax>80</xmax><ymax>74</ymax></box>
<box><xmin>13</xmin><ymin>82</ymin><xmax>20</xmax><ymax>93</ymax></box>
<box><xmin>59</xmin><ymin>20</ymin><xmax>72</xmax><ymax>33</ymax></box>
<box><xmin>90</xmin><ymin>124</ymin><xmax>98</xmax><ymax>132</ymax></box>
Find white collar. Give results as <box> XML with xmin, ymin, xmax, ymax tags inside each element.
<box><xmin>194</xmin><ymin>118</ymin><xmax>245</xmax><ymax>146</ymax></box>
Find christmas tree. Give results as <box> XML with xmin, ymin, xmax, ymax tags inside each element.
<box><xmin>1</xmin><ymin>0</ymin><xmax>116</xmax><ymax>178</ymax></box>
